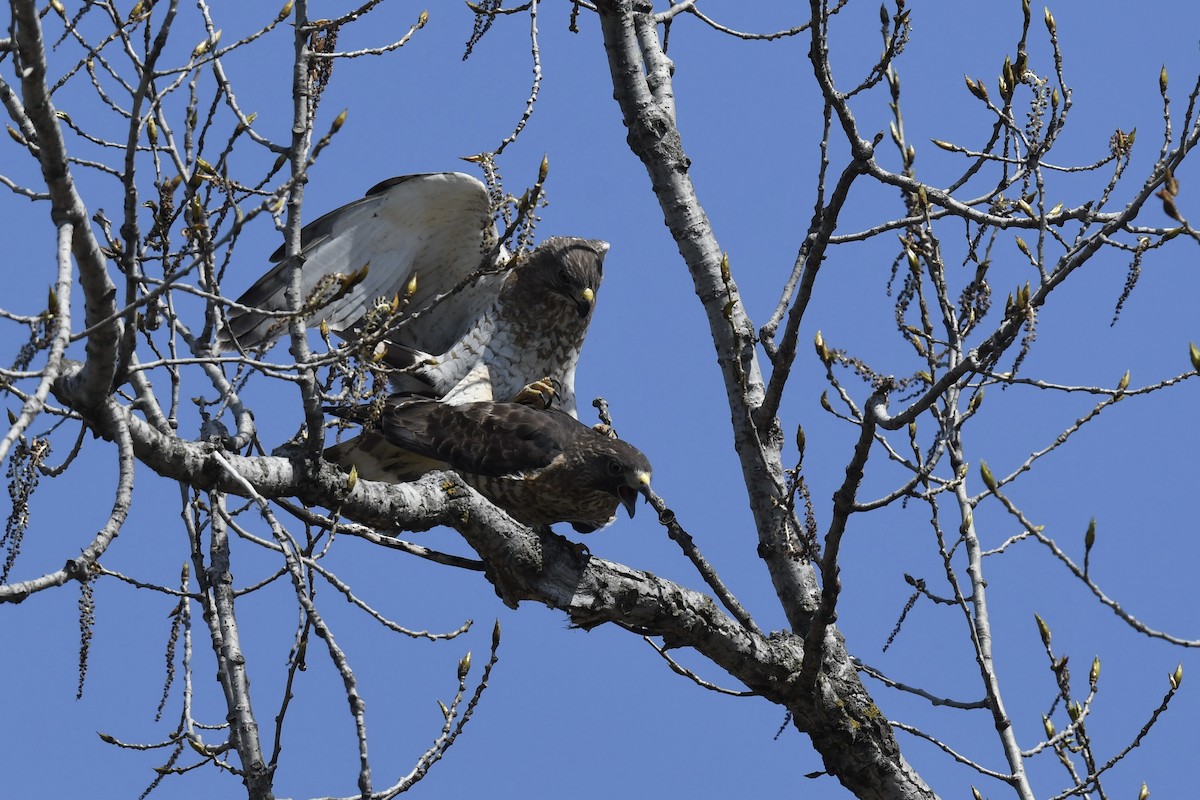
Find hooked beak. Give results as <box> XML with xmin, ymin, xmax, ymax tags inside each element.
<box><xmin>576</xmin><ymin>287</ymin><xmax>595</xmax><ymax>317</ymax></box>
<box><xmin>617</xmin><ymin>471</ymin><xmax>652</xmax><ymax>518</ymax></box>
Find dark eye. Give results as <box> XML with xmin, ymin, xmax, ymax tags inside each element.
<box><xmin>558</xmin><ymin>269</ymin><xmax>572</xmax><ymax>284</ymax></box>
<box><xmin>607</xmin><ymin>459</ymin><xmax>624</xmax><ymax>476</ymax></box>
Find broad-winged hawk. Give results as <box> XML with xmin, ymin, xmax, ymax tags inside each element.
<box><xmin>220</xmin><ymin>172</ymin><xmax>605</xmax><ymax>417</ymax></box>
<box><xmin>326</xmin><ymin>396</ymin><xmax>652</xmax><ymax>533</ymax></box>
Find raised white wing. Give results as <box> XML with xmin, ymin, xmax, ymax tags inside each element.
<box><xmin>220</xmin><ymin>172</ymin><xmax>503</xmax><ymax>352</ymax></box>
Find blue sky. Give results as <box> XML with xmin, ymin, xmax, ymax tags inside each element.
<box><xmin>2</xmin><ymin>2</ymin><xmax>1198</xmax><ymax>798</ymax></box>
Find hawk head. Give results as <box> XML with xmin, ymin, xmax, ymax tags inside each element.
<box><xmin>514</xmin><ymin>236</ymin><xmax>608</xmax><ymax>318</ymax></box>
<box><xmin>568</xmin><ymin>437</ymin><xmax>652</xmax><ymax>534</ymax></box>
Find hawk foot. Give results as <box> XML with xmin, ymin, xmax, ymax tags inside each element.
<box><xmin>591</xmin><ymin>423</ymin><xmax>617</xmax><ymax>439</ymax></box>
<box><xmin>513</xmin><ymin>377</ymin><xmax>557</xmax><ymax>409</ymax></box>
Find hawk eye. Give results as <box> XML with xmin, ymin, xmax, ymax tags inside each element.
<box><xmin>558</xmin><ymin>269</ymin><xmax>572</xmax><ymax>284</ymax></box>
<box><xmin>607</xmin><ymin>459</ymin><xmax>624</xmax><ymax>476</ymax></box>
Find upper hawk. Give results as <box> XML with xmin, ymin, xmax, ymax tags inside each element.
<box><xmin>220</xmin><ymin>172</ymin><xmax>605</xmax><ymax>418</ymax></box>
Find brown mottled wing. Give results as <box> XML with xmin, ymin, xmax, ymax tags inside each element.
<box><xmin>326</xmin><ymin>397</ymin><xmax>653</xmax><ymax>530</ymax></box>
<box><xmin>374</xmin><ymin>399</ymin><xmax>577</xmax><ymax>477</ymax></box>
<box><xmin>220</xmin><ymin>172</ymin><xmax>502</xmax><ymax>350</ymax></box>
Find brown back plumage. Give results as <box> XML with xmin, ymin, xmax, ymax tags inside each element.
<box><xmin>326</xmin><ymin>397</ymin><xmax>651</xmax><ymax>532</ymax></box>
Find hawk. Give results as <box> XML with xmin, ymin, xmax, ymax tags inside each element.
<box><xmin>220</xmin><ymin>172</ymin><xmax>606</xmax><ymax>417</ymax></box>
<box><xmin>380</xmin><ymin>236</ymin><xmax>604</xmax><ymax>416</ymax></box>
<box><xmin>326</xmin><ymin>396</ymin><xmax>652</xmax><ymax>533</ymax></box>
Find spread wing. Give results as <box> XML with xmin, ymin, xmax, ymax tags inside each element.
<box><xmin>220</xmin><ymin>172</ymin><xmax>504</xmax><ymax>351</ymax></box>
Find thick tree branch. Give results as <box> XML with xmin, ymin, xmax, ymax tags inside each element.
<box><xmin>11</xmin><ymin>0</ymin><xmax>122</xmax><ymax>406</ymax></box>
<box><xmin>948</xmin><ymin>436</ymin><xmax>1034</xmax><ymax>800</ymax></box>
<box><xmin>199</xmin><ymin>494</ymin><xmax>275</xmax><ymax>800</ymax></box>
<box><xmin>284</xmin><ymin>0</ymin><xmax>328</xmax><ymax>457</ymax></box>
<box><xmin>756</xmin><ymin>156</ymin><xmax>867</xmax><ymax>430</ymax></box>
<box><xmin>594</xmin><ymin>0</ymin><xmax>813</xmax><ymax>631</ymax></box>
<box><xmin>594</xmin><ymin>3</ymin><xmax>932</xmax><ymax>798</ymax></box>
<box><xmin>800</xmin><ymin>390</ymin><xmax>884</xmax><ymax>692</ymax></box>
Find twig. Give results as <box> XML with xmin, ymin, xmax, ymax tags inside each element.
<box><xmin>644</xmin><ymin>487</ymin><xmax>762</xmax><ymax>637</ymax></box>
<box><xmin>856</xmin><ymin>660</ymin><xmax>988</xmax><ymax>710</ymax></box>
<box><xmin>643</xmin><ymin>636</ymin><xmax>754</xmax><ymax>696</ymax></box>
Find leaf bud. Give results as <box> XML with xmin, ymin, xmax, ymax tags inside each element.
<box><xmin>980</xmin><ymin>460</ymin><xmax>998</xmax><ymax>492</ymax></box>
<box><xmin>1035</xmin><ymin>613</ymin><xmax>1051</xmax><ymax>647</ymax></box>
<box><xmin>965</xmin><ymin>75</ymin><xmax>989</xmax><ymax>101</ymax></box>
<box><xmin>192</xmin><ymin>30</ymin><xmax>221</xmax><ymax>58</ymax></box>
<box><xmin>814</xmin><ymin>330</ymin><xmax>830</xmax><ymax>364</ymax></box>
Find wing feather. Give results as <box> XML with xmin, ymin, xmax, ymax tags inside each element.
<box><xmin>221</xmin><ymin>172</ymin><xmax>502</xmax><ymax>350</ymax></box>
<box><xmin>375</xmin><ymin>399</ymin><xmax>575</xmax><ymax>477</ymax></box>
